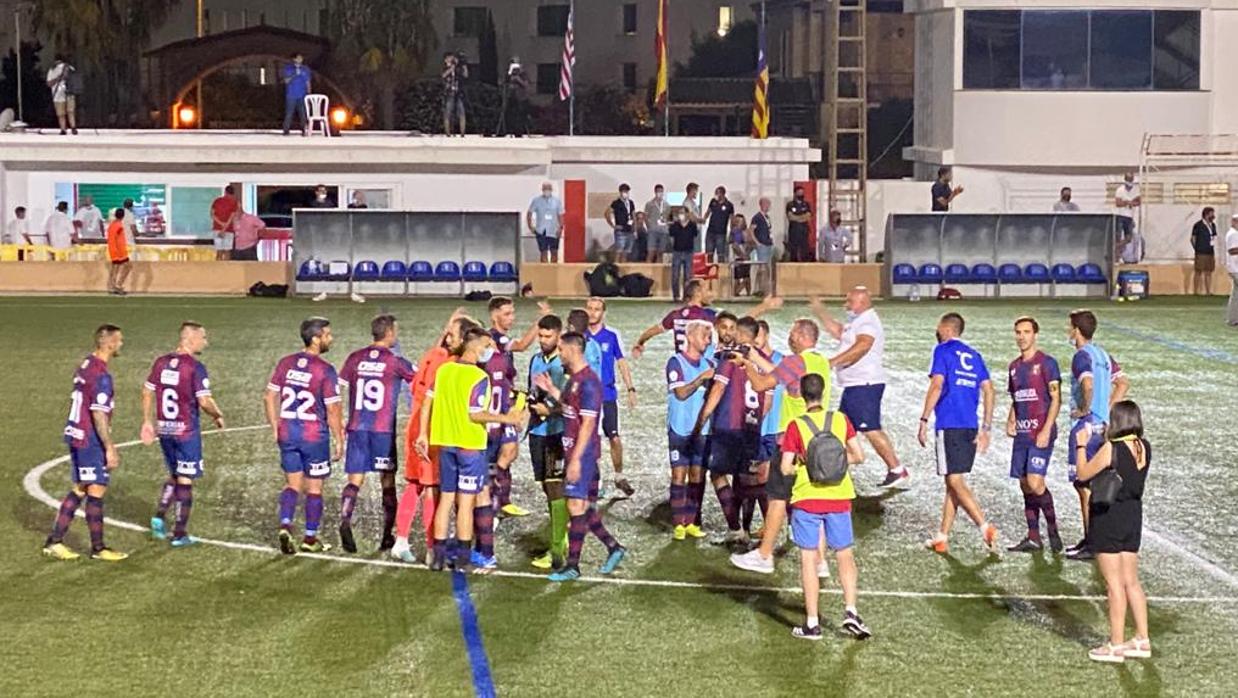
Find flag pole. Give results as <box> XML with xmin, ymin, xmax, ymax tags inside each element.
<box><xmin>569</xmin><ymin>0</ymin><xmax>575</xmax><ymax>136</ymax></box>
<box><xmin>664</xmin><ymin>0</ymin><xmax>670</xmax><ymax>137</ymax></box>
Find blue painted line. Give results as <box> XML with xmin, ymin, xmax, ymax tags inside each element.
<box><xmin>451</xmin><ymin>571</ymin><xmax>497</xmax><ymax>698</ymax></box>
<box><xmin>1105</xmin><ymin>323</ymin><xmax>1238</xmax><ymax>364</ymax></box>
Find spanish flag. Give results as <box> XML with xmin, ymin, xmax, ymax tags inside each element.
<box><xmin>654</xmin><ymin>0</ymin><xmax>669</xmax><ymax>108</ymax></box>
<box><xmin>751</xmin><ymin>11</ymin><xmax>770</xmax><ymax>139</ymax></box>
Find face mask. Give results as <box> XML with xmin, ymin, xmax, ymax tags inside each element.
<box><xmin>677</xmin><ymin>215</ymin><xmax>687</xmax><ymax>224</ymax></box>
<box><xmin>479</xmin><ymin>347</ymin><xmax>496</xmax><ymax>363</ymax></box>
<box><xmin>655</xmin><ymin>193</ymin><xmax>664</xmax><ymax>200</ymax></box>
<box><xmin>542</xmin><ymin>191</ymin><xmax>552</xmax><ymax>198</ymax></box>
<box><xmin>620</xmin><ymin>193</ymin><xmax>629</xmax><ymax>201</ymax></box>
<box><xmin>845</xmin><ymin>309</ymin><xmax>859</xmax><ymax>321</ymax></box>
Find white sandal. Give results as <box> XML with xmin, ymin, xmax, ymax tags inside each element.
<box><xmin>1088</xmin><ymin>643</ymin><xmax>1126</xmax><ymax>663</ymax></box>
<box><xmin>1121</xmin><ymin>637</ymin><xmax>1151</xmax><ymax>659</ymax></box>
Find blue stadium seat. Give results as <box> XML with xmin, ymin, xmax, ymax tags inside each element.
<box><xmin>944</xmin><ymin>263</ymin><xmax>970</xmax><ymax>284</ymax></box>
<box><xmin>1051</xmin><ymin>263</ymin><xmax>1076</xmax><ymax>283</ymax></box>
<box><xmin>462</xmin><ymin>260</ymin><xmax>488</xmax><ymax>282</ymax></box>
<box><xmin>917</xmin><ymin>263</ymin><xmax>943</xmax><ymax>284</ymax></box>
<box><xmin>407</xmin><ymin>260</ymin><xmax>434</xmax><ymax>282</ymax></box>
<box><xmin>998</xmin><ymin>263</ymin><xmax>1023</xmax><ymax>284</ymax></box>
<box><xmin>489</xmin><ymin>261</ymin><xmax>518</xmax><ymax>283</ymax></box>
<box><xmin>296</xmin><ymin>260</ymin><xmax>322</xmax><ymax>281</ymax></box>
<box><xmin>970</xmin><ymin>263</ymin><xmax>998</xmax><ymax>284</ymax></box>
<box><xmin>1077</xmin><ymin>263</ymin><xmax>1107</xmax><ymax>284</ymax></box>
<box><xmin>324</xmin><ymin>261</ymin><xmax>352</xmax><ymax>281</ymax></box>
<box><xmin>380</xmin><ymin>260</ymin><xmax>407</xmax><ymax>281</ymax></box>
<box><xmin>434</xmin><ymin>261</ymin><xmax>462</xmax><ymax>282</ymax></box>
<box><xmin>352</xmin><ymin>260</ymin><xmax>380</xmax><ymax>281</ymax></box>
<box><xmin>892</xmin><ymin>263</ymin><xmax>917</xmax><ymax>284</ymax></box>
<box><xmin>1024</xmin><ymin>263</ymin><xmax>1050</xmax><ymax>283</ymax></box>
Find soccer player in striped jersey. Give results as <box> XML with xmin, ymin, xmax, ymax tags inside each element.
<box><xmin>665</xmin><ymin>320</ymin><xmax>716</xmax><ymax>540</ymax></box>
<box><xmin>585</xmin><ymin>297</ymin><xmax>637</xmax><ymax>497</ymax></box>
<box><xmin>264</xmin><ymin>317</ymin><xmax>344</xmax><ymax>554</ymax></box>
<box><xmin>630</xmin><ymin>280</ymin><xmax>781</xmax><ymax>359</ymax></box>
<box><xmin>338</xmin><ymin>314</ymin><xmax>417</xmax><ymax>553</ymax></box>
<box><xmin>140</xmin><ymin>322</ymin><xmax>225</xmax><ymax>548</ymax></box>
<box><xmin>43</xmin><ymin>324</ymin><xmax>127</xmax><ymax>562</ymax></box>
<box><xmin>1005</xmin><ymin>317</ymin><xmax>1063</xmax><ymax>553</ymax></box>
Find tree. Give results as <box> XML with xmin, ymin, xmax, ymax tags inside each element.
<box><xmin>323</xmin><ymin>0</ymin><xmax>437</xmax><ymax>130</ymax></box>
<box><xmin>0</xmin><ymin>42</ymin><xmax>54</xmax><ymax>125</ymax></box>
<box><xmin>677</xmin><ymin>20</ymin><xmax>759</xmax><ymax>78</ymax></box>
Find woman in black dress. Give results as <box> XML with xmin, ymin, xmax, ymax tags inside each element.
<box><xmin>1074</xmin><ymin>400</ymin><xmax>1151</xmax><ymax>663</ymax></box>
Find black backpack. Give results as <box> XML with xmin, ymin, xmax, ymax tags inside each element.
<box><xmin>799</xmin><ymin>413</ymin><xmax>849</xmax><ymax>486</ymax></box>
<box><xmin>584</xmin><ymin>262</ymin><xmax>621</xmax><ymax>297</ymax></box>
<box><xmin>64</xmin><ymin>66</ymin><xmax>84</xmax><ymax>96</ymax></box>
<box><xmin>620</xmin><ymin>273</ymin><xmax>654</xmax><ymax>298</ymax></box>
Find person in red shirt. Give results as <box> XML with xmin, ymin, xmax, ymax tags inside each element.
<box><xmin>106</xmin><ymin>208</ymin><xmax>131</xmax><ymax>296</ymax></box>
<box><xmin>210</xmin><ymin>185</ymin><xmax>240</xmax><ymax>261</ymax></box>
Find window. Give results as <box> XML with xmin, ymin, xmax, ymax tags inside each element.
<box><xmin>622</xmin><ymin>3</ymin><xmax>637</xmax><ymax>35</ymax></box>
<box><xmin>962</xmin><ymin>10</ymin><xmax>1200</xmax><ymax>91</ymax></box>
<box><xmin>537</xmin><ymin>5</ymin><xmax>570</xmax><ymax>37</ymax></box>
<box><xmin>453</xmin><ymin>7</ymin><xmax>488</xmax><ymax>37</ymax></box>
<box><xmin>536</xmin><ymin>63</ymin><xmax>560</xmax><ymax>95</ymax></box>
<box><xmin>717</xmin><ymin>6</ymin><xmax>733</xmax><ymax>37</ymax></box>
<box><xmin>622</xmin><ymin>63</ymin><xmax>637</xmax><ymax>91</ymax></box>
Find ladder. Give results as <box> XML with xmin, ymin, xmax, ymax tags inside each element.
<box><xmin>826</xmin><ymin>0</ymin><xmax>868</xmax><ymax>261</ymax></box>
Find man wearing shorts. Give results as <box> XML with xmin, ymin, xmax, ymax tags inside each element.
<box><xmin>586</xmin><ymin>297</ymin><xmax>637</xmax><ymax>497</ymax></box>
<box><xmin>210</xmin><ymin>185</ymin><xmax>240</xmax><ymax>261</ymax></box>
<box><xmin>917</xmin><ymin>312</ymin><xmax>999</xmax><ymax>555</ymax></box>
<box><xmin>529</xmin><ymin>314</ymin><xmax>569</xmax><ymax>569</ymax></box>
<box><xmin>106</xmin><ymin>208</ymin><xmax>131</xmax><ymax>296</ymax></box>
<box><xmin>1005</xmin><ymin>316</ymin><xmax>1063</xmax><ymax>553</ymax></box>
<box><xmin>739</xmin><ymin>320</ymin><xmax>781</xmax><ymax>536</ymax></box>
<box><xmin>526</xmin><ymin>182</ymin><xmax>564</xmax><ymax>263</ymax></box>
<box><xmin>664</xmin><ymin>320</ymin><xmax>716</xmax><ymax>540</ymax></box>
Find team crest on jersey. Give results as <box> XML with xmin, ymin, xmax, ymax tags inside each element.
<box><xmin>602</xmin><ymin>343</ymin><xmax>610</xmax><ymax>352</ymax></box>
<box><xmin>369</xmin><ymin>349</ymin><xmax>379</xmax><ymax>359</ymax></box>
<box><xmin>297</xmin><ymin>357</ymin><xmax>308</xmax><ymax>368</ymax></box>
<box><xmin>1032</xmin><ymin>364</ymin><xmax>1040</xmax><ymax>375</ymax></box>
<box><xmin>669</xmin><ymin>370</ymin><xmax>680</xmax><ymax>381</ymax></box>
<box><xmin>80</xmin><ymin>359</ymin><xmax>89</xmax><ymax>370</ymax></box>
<box><xmin>170</xmin><ymin>357</ymin><xmax>179</xmax><ymax>368</ymax></box>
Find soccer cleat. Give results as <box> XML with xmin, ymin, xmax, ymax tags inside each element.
<box><xmin>379</xmin><ymin>533</ymin><xmax>396</xmax><ymax>553</ymax></box>
<box><xmin>982</xmin><ymin>523</ymin><xmax>1000</xmax><ymax>555</ymax></box>
<box><xmin>547</xmin><ymin>566</ymin><xmax>581</xmax><ymax>583</ymax></box>
<box><xmin>924</xmin><ymin>534</ymin><xmax>949</xmax><ymax>554</ymax></box>
<box><xmin>684</xmin><ymin>524</ymin><xmax>706</xmax><ymax>539</ymax></box>
<box><xmin>673</xmin><ymin>525</ymin><xmax>687</xmax><ymax>541</ymax></box>
<box><xmin>792</xmin><ymin>624</ymin><xmax>823</xmax><ymax>641</ymax></box>
<box><xmin>339</xmin><ymin>523</ymin><xmax>357</xmax><ymax>554</ymax></box>
<box><xmin>1065</xmin><ymin>538</ymin><xmax>1088</xmax><ymax>555</ymax></box>
<box><xmin>499</xmin><ymin>503</ymin><xmax>530</xmax><ymax>518</ymax></box>
<box><xmin>471</xmin><ymin>550</ymin><xmax>498</xmax><ymax>574</ymax></box>
<box><xmin>842</xmin><ymin>611</ymin><xmax>872</xmax><ymax>640</ymax></box>
<box><xmin>1047</xmin><ymin>530</ymin><xmax>1064</xmax><ymax>554</ymax></box>
<box><xmin>600</xmin><ymin>546</ymin><xmax>626</xmax><ymax>575</ymax></box>
<box><xmin>877</xmin><ymin>469</ymin><xmax>911</xmax><ymax>490</ymax></box>
<box><xmin>430</xmin><ymin>552</ymin><xmax>446</xmax><ymax>572</ymax></box>
<box><xmin>350</xmin><ymin>291</ymin><xmax>366</xmax><ymax>304</ymax></box>
<box><xmin>730</xmin><ymin>548</ymin><xmax>775</xmax><ymax>574</ymax></box>
<box><xmin>278</xmin><ymin>529</ymin><xmax>297</xmax><ymax>555</ymax></box>
<box><xmin>614</xmin><ymin>477</ymin><xmax>635</xmax><ymax>498</ymax></box>
<box><xmin>169</xmin><ymin>536</ymin><xmax>198</xmax><ymax>548</ymax></box>
<box><xmin>531</xmin><ymin>551</ymin><xmax>554</xmax><ymax>569</ymax></box>
<box><xmin>42</xmin><ymin>543</ymin><xmax>80</xmax><ymax>561</ymax></box>
<box><xmin>1007</xmin><ymin>537</ymin><xmax>1043</xmax><ymax>553</ymax></box>
<box><xmin>150</xmin><ymin>517</ymin><xmax>167</xmax><ymax>540</ymax></box>
<box><xmin>1121</xmin><ymin>637</ymin><xmax>1152</xmax><ymax>659</ymax></box>
<box><xmin>1065</xmin><ymin>545</ymin><xmax>1095</xmax><ymax>561</ymax></box>
<box><xmin>394</xmin><ymin>547</ymin><xmax>419</xmax><ymax>565</ymax></box>
<box><xmin>299</xmin><ymin>539</ymin><xmax>332</xmax><ymax>553</ymax></box>
<box><xmin>817</xmin><ymin>559</ymin><xmax>831</xmax><ymax>579</ymax></box>
<box><xmin>90</xmin><ymin>548</ymin><xmax>128</xmax><ymax>562</ymax></box>
<box><xmin>1088</xmin><ymin>643</ymin><xmax>1126</xmax><ymax>664</ymax></box>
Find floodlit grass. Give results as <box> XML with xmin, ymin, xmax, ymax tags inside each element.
<box><xmin>3</xmin><ymin>294</ymin><xmax>1237</xmax><ymax>696</ymax></box>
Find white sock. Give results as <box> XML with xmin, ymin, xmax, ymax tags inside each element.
<box><xmin>805</xmin><ymin>616</ymin><xmax>819</xmax><ymax>629</ymax></box>
<box><xmin>845</xmin><ymin>605</ymin><xmax>858</xmax><ymax>616</ymax></box>
<box><xmin>893</xmin><ymin>466</ymin><xmax>907</xmax><ymax>475</ymax></box>
<box><xmin>393</xmin><ymin>535</ymin><xmax>409</xmax><ymax>549</ymax></box>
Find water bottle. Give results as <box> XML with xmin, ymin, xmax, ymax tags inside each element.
<box><xmin>909</xmin><ymin>283</ymin><xmax>921</xmax><ymax>302</ymax></box>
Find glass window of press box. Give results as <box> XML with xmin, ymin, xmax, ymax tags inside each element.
<box><xmin>963</xmin><ymin>10</ymin><xmax>1200</xmax><ymax>91</ymax></box>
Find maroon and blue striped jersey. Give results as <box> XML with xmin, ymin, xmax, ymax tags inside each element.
<box><xmin>711</xmin><ymin>359</ymin><xmax>761</xmax><ymax>433</ymax></box>
<box><xmin>267</xmin><ymin>352</ymin><xmax>340</xmax><ymax>444</ymax></box>
<box><xmin>1006</xmin><ymin>351</ymin><xmax>1061</xmax><ymax>438</ymax></box>
<box><xmin>340</xmin><ymin>345</ymin><xmax>416</xmax><ymax>434</ymax></box>
<box><xmin>144</xmin><ymin>352</ymin><xmax>210</xmax><ymax>441</ymax></box>
<box><xmin>561</xmin><ymin>366</ymin><xmax>603</xmax><ymax>465</ymax></box>
<box><xmin>64</xmin><ymin>354</ymin><xmax>114</xmax><ymax>449</ymax></box>
<box><xmin>660</xmin><ymin>305</ymin><xmax>717</xmax><ymax>354</ymax></box>
<box><xmin>483</xmin><ymin>328</ymin><xmax>517</xmax><ymax>432</ymax></box>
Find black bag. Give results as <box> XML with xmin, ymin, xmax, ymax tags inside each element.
<box><xmin>465</xmin><ymin>290</ymin><xmax>493</xmax><ymax>302</ymax></box>
<box><xmin>585</xmin><ymin>262</ymin><xmax>622</xmax><ymax>297</ymax></box>
<box><xmin>248</xmin><ymin>282</ymin><xmax>288</xmax><ymax>298</ymax></box>
<box><xmin>800</xmin><ymin>413</ymin><xmax>849</xmax><ymax>486</ymax></box>
<box><xmin>620</xmin><ymin>273</ymin><xmax>654</xmax><ymax>298</ymax></box>
<box><xmin>64</xmin><ymin>66</ymin><xmax>84</xmax><ymax>96</ymax></box>
<box><xmin>1089</xmin><ymin>468</ymin><xmax>1123</xmax><ymax>508</ymax></box>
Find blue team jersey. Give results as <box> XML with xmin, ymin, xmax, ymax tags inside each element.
<box><xmin>666</xmin><ymin>352</ymin><xmax>715</xmax><ymax>436</ymax></box>
<box><xmin>339</xmin><ymin>345</ymin><xmax>416</xmax><ymax>434</ymax></box>
<box><xmin>584</xmin><ymin>337</ymin><xmax>603</xmax><ymax>381</ymax></box>
<box><xmin>587</xmin><ymin>325</ymin><xmax>625</xmax><ymax>402</ymax></box>
<box><xmin>760</xmin><ymin>348</ymin><xmax>784</xmax><ymax>436</ymax></box>
<box><xmin>1071</xmin><ymin>344</ymin><xmax>1122</xmax><ymax>422</ymax></box>
<box><xmin>528</xmin><ymin>350</ymin><xmax>567</xmax><ymax>436</ymax></box>
<box><xmin>64</xmin><ymin>355</ymin><xmax>114</xmax><ymax>449</ymax></box>
<box><xmin>562</xmin><ymin>366</ymin><xmax>603</xmax><ymax>465</ymax></box>
<box><xmin>144</xmin><ymin>352</ymin><xmax>210</xmax><ymax>441</ymax></box>
<box><xmin>1007</xmin><ymin>351</ymin><xmax>1060</xmax><ymax>438</ymax></box>
<box><xmin>267</xmin><ymin>352</ymin><xmax>341</xmax><ymax>444</ymax></box>
<box><xmin>929</xmin><ymin>339</ymin><xmax>990</xmax><ymax>429</ymax></box>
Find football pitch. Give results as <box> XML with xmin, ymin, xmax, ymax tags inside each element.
<box><xmin>3</xmin><ymin>294</ymin><xmax>1237</xmax><ymax>697</ymax></box>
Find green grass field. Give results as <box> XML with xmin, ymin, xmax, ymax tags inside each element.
<box><xmin>4</xmin><ymin>294</ymin><xmax>1238</xmax><ymax>697</ymax></box>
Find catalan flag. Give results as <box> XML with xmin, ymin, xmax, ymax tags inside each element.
<box><xmin>654</xmin><ymin>0</ymin><xmax>669</xmax><ymax>108</ymax></box>
<box><xmin>751</xmin><ymin>10</ymin><xmax>770</xmax><ymax>139</ymax></box>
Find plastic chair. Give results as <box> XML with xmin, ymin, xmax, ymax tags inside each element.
<box><xmin>380</xmin><ymin>260</ymin><xmax>407</xmax><ymax>281</ymax></box>
<box><xmin>462</xmin><ymin>261</ymin><xmax>488</xmax><ymax>282</ymax></box>
<box><xmin>892</xmin><ymin>263</ymin><xmax>917</xmax><ymax>284</ymax></box>
<box><xmin>352</xmin><ymin>260</ymin><xmax>380</xmax><ymax>281</ymax></box>
<box><xmin>1077</xmin><ymin>263</ymin><xmax>1107</xmax><ymax>284</ymax></box>
<box><xmin>917</xmin><ymin>263</ymin><xmax>943</xmax><ymax>284</ymax></box>
<box><xmin>943</xmin><ymin>263</ymin><xmax>970</xmax><ymax>284</ymax></box>
<box><xmin>970</xmin><ymin>263</ymin><xmax>998</xmax><ymax>284</ymax></box>
<box><xmin>303</xmin><ymin>94</ymin><xmax>331</xmax><ymax>137</ymax></box>
<box><xmin>434</xmin><ymin>261</ymin><xmax>462</xmax><ymax>282</ymax></box>
<box><xmin>692</xmin><ymin>253</ymin><xmax>719</xmax><ymax>281</ymax></box>
<box><xmin>489</xmin><ymin>261</ymin><xmax>518</xmax><ymax>282</ymax></box>
<box><xmin>998</xmin><ymin>263</ymin><xmax>1023</xmax><ymax>284</ymax></box>
<box><xmin>296</xmin><ymin>260</ymin><xmax>322</xmax><ymax>281</ymax></box>
<box><xmin>1051</xmin><ymin>263</ymin><xmax>1076</xmax><ymax>283</ymax></box>
<box><xmin>1023</xmin><ymin>263</ymin><xmax>1050</xmax><ymax>284</ymax></box>
<box><xmin>407</xmin><ymin>261</ymin><xmax>434</xmax><ymax>282</ymax></box>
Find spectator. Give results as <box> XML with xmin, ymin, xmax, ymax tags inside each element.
<box><xmin>441</xmin><ymin>52</ymin><xmax>469</xmax><ymax>136</ymax></box>
<box><xmin>1191</xmin><ymin>207</ymin><xmax>1217</xmax><ymax>296</ymax></box>
<box><xmin>24</xmin><ymin>205</ymin><xmax>50</xmax><ymax>252</ymax></box>
<box><xmin>348</xmin><ymin>191</ymin><xmax>369</xmax><ymax>209</ymax></box>
<box><xmin>1227</xmin><ymin>214</ymin><xmax>1238</xmax><ymax>327</ymax></box>
<box><xmin>818</xmin><ymin>210</ymin><xmax>851</xmax><ymax>263</ymax></box>
<box><xmin>1075</xmin><ymin>401</ymin><xmax>1151</xmax><ymax>664</ymax></box>
<box><xmin>729</xmin><ymin>213</ymin><xmax>752</xmax><ymax>297</ymax></box>
<box><xmin>785</xmin><ymin>185</ymin><xmax>812</xmax><ymax>262</ymax></box>
<box><xmin>1114</xmin><ymin>172</ymin><xmax>1141</xmax><ymax>260</ymax></box>
<box><xmin>931</xmin><ymin>167</ymin><xmax>963</xmax><ymax>212</ymax></box>
<box><xmin>632</xmin><ymin>211</ymin><xmax>649</xmax><ymax>263</ymax></box>
<box><xmin>282</xmin><ymin>53</ymin><xmax>312</xmax><ymax>136</ymax></box>
<box><xmin>5</xmin><ymin>206</ymin><xmax>31</xmax><ymax>247</ymax></box>
<box><xmin>682</xmin><ymin>182</ymin><xmax>703</xmax><ymax>225</ymax></box>
<box><xmin>705</xmin><ymin>186</ymin><xmax>734</xmax><ymax>264</ymax></box>
<box><xmin>210</xmin><ymin>185</ymin><xmax>240</xmax><ymax>261</ymax></box>
<box><xmin>44</xmin><ymin>201</ymin><xmax>74</xmax><ymax>252</ymax></box>
<box><xmin>1053</xmin><ymin>187</ymin><xmax>1080</xmax><ymax>213</ymax></box>
<box><xmin>309</xmin><ymin>185</ymin><xmax>336</xmax><ymax>208</ymax></box>
<box><xmin>73</xmin><ymin>195</ymin><xmax>105</xmax><ymax>240</ymax></box>
<box><xmin>45</xmin><ymin>55</ymin><xmax>78</xmax><ymax>135</ymax></box>
<box><xmin>750</xmin><ymin>197</ymin><xmax>775</xmax><ymax>295</ymax></box>
<box><xmin>106</xmin><ymin>208</ymin><xmax>131</xmax><ymax>295</ymax></box>
<box><xmin>605</xmin><ymin>183</ymin><xmax>636</xmax><ymax>263</ymax></box>
<box><xmin>121</xmin><ymin>198</ymin><xmax>138</xmax><ymax>249</ymax></box>
<box><xmin>644</xmin><ymin>184</ymin><xmax>670</xmax><ymax>263</ymax></box>
<box><xmin>232</xmin><ymin>212</ymin><xmax>265</xmax><ymax>261</ymax></box>
<box><xmin>668</xmin><ymin>209</ymin><xmax>698</xmax><ymax>302</ymax></box>
<box><xmin>526</xmin><ymin>181</ymin><xmax>564</xmax><ymax>263</ymax></box>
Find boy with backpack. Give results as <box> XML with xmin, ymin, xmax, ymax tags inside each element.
<box><xmin>779</xmin><ymin>373</ymin><xmax>871</xmax><ymax>640</ymax></box>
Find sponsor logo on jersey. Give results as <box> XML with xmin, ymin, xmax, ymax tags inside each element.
<box><xmin>160</xmin><ymin>368</ymin><xmax>181</xmax><ymax>386</ymax></box>
<box><xmin>285</xmin><ymin>369</ymin><xmax>312</xmax><ymax>386</ymax></box>
<box><xmin>357</xmin><ymin>360</ymin><xmax>387</xmax><ymax>375</ymax></box>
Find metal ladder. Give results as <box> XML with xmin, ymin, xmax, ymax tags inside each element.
<box><xmin>826</xmin><ymin>0</ymin><xmax>868</xmax><ymax>261</ymax></box>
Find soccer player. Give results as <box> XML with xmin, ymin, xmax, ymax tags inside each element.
<box><xmin>546</xmin><ymin>331</ymin><xmax>626</xmax><ymax>582</ymax></box>
<box><xmin>529</xmin><ymin>314</ymin><xmax>570</xmax><ymax>569</ymax></box>
<box><xmin>43</xmin><ymin>324</ymin><xmax>128</xmax><ymax>562</ymax></box>
<box><xmin>264</xmin><ymin>317</ymin><xmax>344</xmax><ymax>554</ymax></box>
<box><xmin>417</xmin><ymin>328</ymin><xmax>526</xmax><ymax>572</ymax></box>
<box><xmin>585</xmin><ymin>297</ymin><xmax>637</xmax><ymax>497</ymax></box>
<box><xmin>140</xmin><ymin>322</ymin><xmax>225</xmax><ymax>547</ymax></box>
<box><xmin>338</xmin><ymin>314</ymin><xmax>417</xmax><ymax>553</ymax></box>
<box><xmin>917</xmin><ymin>313</ymin><xmax>999</xmax><ymax>555</ymax></box>
<box><xmin>781</xmin><ymin>374</ymin><xmax>870</xmax><ymax>640</ymax></box>
<box><xmin>730</xmin><ymin>318</ymin><xmax>831</xmax><ymax>575</ymax></box>
<box><xmin>630</xmin><ymin>280</ymin><xmax>781</xmax><ymax>358</ymax></box>
<box><xmin>739</xmin><ymin>320</ymin><xmax>781</xmax><ymax>536</ymax></box>
<box><xmin>1065</xmin><ymin>309</ymin><xmax>1130</xmax><ymax>561</ymax></box>
<box><xmin>666</xmin><ymin>320</ymin><xmax>716</xmax><ymax>540</ymax></box>
<box><xmin>1005</xmin><ymin>316</ymin><xmax>1063</xmax><ymax>553</ymax></box>
<box><xmin>695</xmin><ymin>316</ymin><xmax>763</xmax><ymax>545</ymax></box>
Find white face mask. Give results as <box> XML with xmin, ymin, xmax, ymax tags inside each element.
<box><xmin>677</xmin><ymin>214</ymin><xmax>687</xmax><ymax>224</ymax></box>
<box><xmin>845</xmin><ymin>309</ymin><xmax>859</xmax><ymax>321</ymax></box>
<box><xmin>620</xmin><ymin>193</ymin><xmax>629</xmax><ymax>201</ymax></box>
<box><xmin>478</xmin><ymin>347</ymin><xmax>496</xmax><ymax>363</ymax></box>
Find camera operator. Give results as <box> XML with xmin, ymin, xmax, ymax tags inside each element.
<box><xmin>442</xmin><ymin>51</ymin><xmax>469</xmax><ymax>136</ymax></box>
<box><xmin>496</xmin><ymin>57</ymin><xmax>530</xmax><ymax>137</ymax></box>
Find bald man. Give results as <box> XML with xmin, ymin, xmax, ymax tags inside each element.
<box><xmin>750</xmin><ymin>198</ymin><xmax>775</xmax><ymax>295</ymax></box>
<box><xmin>812</xmin><ymin>289</ymin><xmax>908</xmax><ymax>489</ymax></box>
<box><xmin>527</xmin><ymin>182</ymin><xmax>565</xmax><ymax>263</ymax></box>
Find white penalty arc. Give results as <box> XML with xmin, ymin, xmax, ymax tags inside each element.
<box><xmin>21</xmin><ymin>424</ymin><xmax>1238</xmax><ymax>606</ymax></box>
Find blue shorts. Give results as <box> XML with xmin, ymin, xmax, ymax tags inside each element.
<box><xmin>1067</xmin><ymin>416</ymin><xmax>1106</xmax><ymax>482</ymax></box>
<box><xmin>602</xmin><ymin>400</ymin><xmax>620</xmax><ymax>439</ymax></box>
<box><xmin>345</xmin><ymin>430</ymin><xmax>396</xmax><ymax>475</ymax></box>
<box><xmin>1010</xmin><ymin>435</ymin><xmax>1054</xmax><ymax>479</ymax></box>
<box><xmin>790</xmin><ymin>508</ymin><xmax>854</xmax><ymax>551</ymax></box>
<box><xmin>485</xmin><ymin>425</ymin><xmax>519</xmax><ymax>464</ymax></box>
<box><xmin>755</xmin><ymin>433</ymin><xmax>779</xmax><ymax>463</ymax></box>
<box><xmin>279</xmin><ymin>440</ymin><xmax>332</xmax><ymax>479</ymax></box>
<box><xmin>613</xmin><ymin>231</ymin><xmax>635</xmax><ymax>256</ymax></box>
<box><xmin>839</xmin><ymin>384</ymin><xmax>884</xmax><ymax>432</ymax></box>
<box><xmin>159</xmin><ymin>435</ymin><xmax>204</xmax><ymax>480</ymax></box>
<box><xmin>668</xmin><ymin>430</ymin><xmax>709</xmax><ymax>468</ymax></box>
<box><xmin>536</xmin><ymin>233</ymin><xmax>559</xmax><ymax>253</ymax></box>
<box><xmin>69</xmin><ymin>443</ymin><xmax>109</xmax><ymax>486</ymax></box>
<box><xmin>709</xmin><ymin>429</ymin><xmax>757</xmax><ymax>476</ymax></box>
<box><xmin>935</xmin><ymin>429</ymin><xmax>977</xmax><ymax>476</ymax></box>
<box><xmin>440</xmin><ymin>447</ymin><xmax>488</xmax><ymax>495</ymax></box>
<box><xmin>564</xmin><ymin>460</ymin><xmax>600</xmax><ymax>501</ymax></box>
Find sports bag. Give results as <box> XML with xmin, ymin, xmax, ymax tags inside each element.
<box><xmin>800</xmin><ymin>412</ymin><xmax>848</xmax><ymax>486</ymax></box>
<box><xmin>620</xmin><ymin>273</ymin><xmax>654</xmax><ymax>298</ymax></box>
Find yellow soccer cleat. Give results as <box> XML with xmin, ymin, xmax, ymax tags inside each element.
<box><xmin>500</xmin><ymin>503</ymin><xmax>530</xmax><ymax>517</ymax></box>
<box><xmin>531</xmin><ymin>551</ymin><xmax>554</xmax><ymax>569</ymax></box>
<box><xmin>90</xmin><ymin>547</ymin><xmax>129</xmax><ymax>562</ymax></box>
<box><xmin>684</xmin><ymin>524</ymin><xmax>706</xmax><ymax>539</ymax></box>
<box><xmin>673</xmin><ymin>525</ymin><xmax>687</xmax><ymax>541</ymax></box>
<box><xmin>42</xmin><ymin>543</ymin><xmax>80</xmax><ymax>561</ymax></box>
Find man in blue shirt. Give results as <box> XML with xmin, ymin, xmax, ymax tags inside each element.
<box><xmin>586</xmin><ymin>298</ymin><xmax>637</xmax><ymax>497</ymax></box>
<box><xmin>917</xmin><ymin>312</ymin><xmax>998</xmax><ymax>555</ymax></box>
<box><xmin>665</xmin><ymin>320</ymin><xmax>715</xmax><ymax>541</ymax></box>
<box><xmin>526</xmin><ymin>182</ymin><xmax>564</xmax><ymax>263</ymax></box>
<box><xmin>281</xmin><ymin>53</ymin><xmax>312</xmax><ymax>136</ymax></box>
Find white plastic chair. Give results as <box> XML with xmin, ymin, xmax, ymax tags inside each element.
<box><xmin>303</xmin><ymin>94</ymin><xmax>331</xmax><ymax>137</ymax></box>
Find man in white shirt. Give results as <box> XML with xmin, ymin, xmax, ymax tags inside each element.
<box><xmin>73</xmin><ymin>196</ymin><xmax>105</xmax><ymax>240</ymax></box>
<box><xmin>45</xmin><ymin>55</ymin><xmax>78</xmax><ymax>135</ymax></box>
<box><xmin>4</xmin><ymin>206</ymin><xmax>31</xmax><ymax>245</ymax></box>
<box><xmin>1226</xmin><ymin>214</ymin><xmax>1238</xmax><ymax>327</ymax></box>
<box><xmin>44</xmin><ymin>201</ymin><xmax>75</xmax><ymax>252</ymax></box>
<box><xmin>811</xmin><ymin>287</ymin><xmax>909</xmax><ymax>488</ymax></box>
<box><xmin>121</xmin><ymin>198</ymin><xmax>138</xmax><ymax>248</ymax></box>
<box><xmin>817</xmin><ymin>210</ymin><xmax>851</xmax><ymax>263</ymax></box>
<box><xmin>1053</xmin><ymin>187</ymin><xmax>1080</xmax><ymax>213</ymax></box>
<box><xmin>1114</xmin><ymin>173</ymin><xmax>1141</xmax><ymax>260</ymax></box>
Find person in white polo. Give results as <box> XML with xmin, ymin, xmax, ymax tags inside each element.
<box><xmin>43</xmin><ymin>201</ymin><xmax>75</xmax><ymax>258</ymax></box>
<box><xmin>812</xmin><ymin>287</ymin><xmax>909</xmax><ymax>489</ymax></box>
<box><xmin>1226</xmin><ymin>214</ymin><xmax>1238</xmax><ymax>327</ymax></box>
